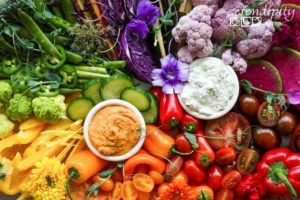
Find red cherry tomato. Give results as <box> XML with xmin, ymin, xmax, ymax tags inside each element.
<box><xmin>207</xmin><ymin>165</ymin><xmax>224</xmax><ymax>191</ymax></box>
<box><xmin>184</xmin><ymin>159</ymin><xmax>206</xmax><ymax>182</ymax></box>
<box><xmin>215</xmin><ymin>188</ymin><xmax>234</xmax><ymax>200</ymax></box>
<box><xmin>221</xmin><ymin>170</ymin><xmax>242</xmax><ymax>189</ymax></box>
<box><xmin>174</xmin><ymin>133</ymin><xmax>194</xmax><ymax>153</ymax></box>
<box><xmin>205</xmin><ymin>112</ymin><xmax>252</xmax><ymax>150</ymax></box>
<box><xmin>215</xmin><ymin>147</ymin><xmax>236</xmax><ymax>166</ymax></box>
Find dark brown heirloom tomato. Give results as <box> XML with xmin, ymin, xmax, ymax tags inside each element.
<box><xmin>238</xmin><ymin>94</ymin><xmax>260</xmax><ymax>117</ymax></box>
<box><xmin>289</xmin><ymin>124</ymin><xmax>300</xmax><ymax>152</ymax></box>
<box><xmin>257</xmin><ymin>101</ymin><xmax>281</xmax><ymax>127</ymax></box>
<box><xmin>276</xmin><ymin>111</ymin><xmax>296</xmax><ymax>136</ymax></box>
<box><xmin>252</xmin><ymin>125</ymin><xmax>279</xmax><ymax>150</ymax></box>
<box><xmin>236</xmin><ymin>148</ymin><xmax>260</xmax><ymax>175</ymax></box>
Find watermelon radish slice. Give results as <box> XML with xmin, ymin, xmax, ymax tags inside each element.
<box><xmin>262</xmin><ymin>46</ymin><xmax>300</xmax><ymax>93</ymax></box>
<box><xmin>237</xmin><ymin>59</ymin><xmax>282</xmax><ymax>93</ymax></box>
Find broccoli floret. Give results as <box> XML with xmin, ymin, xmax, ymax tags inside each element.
<box><xmin>5</xmin><ymin>93</ymin><xmax>33</xmax><ymax>123</ymax></box>
<box><xmin>31</xmin><ymin>95</ymin><xmax>66</xmax><ymax>124</ymax></box>
<box><xmin>0</xmin><ymin>114</ymin><xmax>15</xmax><ymax>139</ymax></box>
<box><xmin>0</xmin><ymin>81</ymin><xmax>13</xmax><ymax>104</ymax></box>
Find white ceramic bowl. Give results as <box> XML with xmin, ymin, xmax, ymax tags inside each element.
<box><xmin>178</xmin><ymin>57</ymin><xmax>240</xmax><ymax>120</ymax></box>
<box><xmin>84</xmin><ymin>99</ymin><xmax>146</xmax><ymax>162</ymax></box>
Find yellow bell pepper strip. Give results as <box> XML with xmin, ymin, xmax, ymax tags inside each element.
<box><xmin>0</xmin><ymin>125</ymin><xmax>45</xmax><ymax>153</ymax></box>
<box><xmin>143</xmin><ymin>124</ymin><xmax>175</xmax><ymax>158</ymax></box>
<box><xmin>0</xmin><ymin>154</ymin><xmax>27</xmax><ymax>195</ymax></box>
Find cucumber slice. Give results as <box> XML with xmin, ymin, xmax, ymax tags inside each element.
<box><xmin>82</xmin><ymin>78</ymin><xmax>105</xmax><ymax>104</ymax></box>
<box><xmin>100</xmin><ymin>74</ymin><xmax>134</xmax><ymax>100</ymax></box>
<box><xmin>67</xmin><ymin>97</ymin><xmax>95</xmax><ymax>121</ymax></box>
<box><xmin>121</xmin><ymin>87</ymin><xmax>151</xmax><ymax>111</ymax></box>
<box><xmin>141</xmin><ymin>92</ymin><xmax>159</xmax><ymax>124</ymax></box>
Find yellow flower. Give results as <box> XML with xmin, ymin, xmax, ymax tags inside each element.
<box><xmin>23</xmin><ymin>157</ymin><xmax>67</xmax><ymax>200</ymax></box>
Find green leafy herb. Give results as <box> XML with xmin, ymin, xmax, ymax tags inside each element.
<box><xmin>184</xmin><ymin>132</ymin><xmax>198</xmax><ymax>149</ymax></box>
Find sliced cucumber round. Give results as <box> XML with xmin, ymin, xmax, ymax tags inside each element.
<box><xmin>141</xmin><ymin>92</ymin><xmax>159</xmax><ymax>124</ymax></box>
<box><xmin>121</xmin><ymin>87</ymin><xmax>151</xmax><ymax>111</ymax></box>
<box><xmin>67</xmin><ymin>97</ymin><xmax>95</xmax><ymax>121</ymax></box>
<box><xmin>82</xmin><ymin>78</ymin><xmax>105</xmax><ymax>104</ymax></box>
<box><xmin>100</xmin><ymin>74</ymin><xmax>134</xmax><ymax>100</ymax></box>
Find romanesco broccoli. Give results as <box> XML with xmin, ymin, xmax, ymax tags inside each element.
<box><xmin>0</xmin><ymin>114</ymin><xmax>15</xmax><ymax>139</ymax></box>
<box><xmin>31</xmin><ymin>95</ymin><xmax>66</xmax><ymax>124</ymax></box>
<box><xmin>0</xmin><ymin>81</ymin><xmax>13</xmax><ymax>104</ymax></box>
<box><xmin>5</xmin><ymin>93</ymin><xmax>33</xmax><ymax>123</ymax></box>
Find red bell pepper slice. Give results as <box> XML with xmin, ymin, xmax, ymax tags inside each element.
<box><xmin>256</xmin><ymin>147</ymin><xmax>300</xmax><ymax>198</ymax></box>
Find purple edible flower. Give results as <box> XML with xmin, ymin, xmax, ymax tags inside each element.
<box><xmin>127</xmin><ymin>19</ymin><xmax>148</xmax><ymax>38</ymax></box>
<box><xmin>151</xmin><ymin>54</ymin><xmax>190</xmax><ymax>94</ymax></box>
<box><xmin>288</xmin><ymin>88</ymin><xmax>300</xmax><ymax>109</ymax></box>
<box><xmin>136</xmin><ymin>0</ymin><xmax>161</xmax><ymax>25</ymax></box>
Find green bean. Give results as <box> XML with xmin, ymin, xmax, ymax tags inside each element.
<box><xmin>33</xmin><ymin>0</ymin><xmax>46</xmax><ymax>12</ymax></box>
<box><xmin>17</xmin><ymin>9</ymin><xmax>62</xmax><ymax>59</ymax></box>
<box><xmin>50</xmin><ymin>6</ymin><xmax>65</xmax><ymax>19</ymax></box>
<box><xmin>66</xmin><ymin>51</ymin><xmax>84</xmax><ymax>64</ymax></box>
<box><xmin>60</xmin><ymin>0</ymin><xmax>77</xmax><ymax>24</ymax></box>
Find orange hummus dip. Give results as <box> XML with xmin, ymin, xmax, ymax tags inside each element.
<box><xmin>88</xmin><ymin>105</ymin><xmax>141</xmax><ymax>156</ymax></box>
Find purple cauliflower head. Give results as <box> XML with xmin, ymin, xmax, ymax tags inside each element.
<box><xmin>236</xmin><ymin>19</ymin><xmax>275</xmax><ymax>60</ymax></box>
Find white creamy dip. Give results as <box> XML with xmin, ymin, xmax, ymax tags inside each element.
<box><xmin>179</xmin><ymin>57</ymin><xmax>238</xmax><ymax>118</ymax></box>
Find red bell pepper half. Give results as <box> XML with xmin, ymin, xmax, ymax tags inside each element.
<box><xmin>256</xmin><ymin>147</ymin><xmax>300</xmax><ymax>198</ymax></box>
<box><xmin>159</xmin><ymin>92</ymin><xmax>183</xmax><ymax>131</ymax></box>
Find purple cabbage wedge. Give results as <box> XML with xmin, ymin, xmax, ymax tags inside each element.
<box><xmin>100</xmin><ymin>0</ymin><xmax>160</xmax><ymax>83</ymax></box>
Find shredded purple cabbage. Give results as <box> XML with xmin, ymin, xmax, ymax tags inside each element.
<box><xmin>120</xmin><ymin>26</ymin><xmax>156</xmax><ymax>82</ymax></box>
<box><xmin>100</xmin><ymin>0</ymin><xmax>160</xmax><ymax>83</ymax></box>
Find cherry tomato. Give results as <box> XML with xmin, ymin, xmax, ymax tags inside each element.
<box><xmin>252</xmin><ymin>125</ymin><xmax>279</xmax><ymax>150</ymax></box>
<box><xmin>257</xmin><ymin>101</ymin><xmax>281</xmax><ymax>127</ymax></box>
<box><xmin>148</xmin><ymin>170</ymin><xmax>164</xmax><ymax>185</ymax></box>
<box><xmin>215</xmin><ymin>188</ymin><xmax>234</xmax><ymax>200</ymax></box>
<box><xmin>132</xmin><ymin>173</ymin><xmax>155</xmax><ymax>193</ymax></box>
<box><xmin>207</xmin><ymin>165</ymin><xmax>224</xmax><ymax>191</ymax></box>
<box><xmin>137</xmin><ymin>191</ymin><xmax>151</xmax><ymax>200</ymax></box>
<box><xmin>192</xmin><ymin>185</ymin><xmax>214</xmax><ymax>200</ymax></box>
<box><xmin>171</xmin><ymin>170</ymin><xmax>189</xmax><ymax>184</ymax></box>
<box><xmin>157</xmin><ymin>182</ymin><xmax>170</xmax><ymax>196</ymax></box>
<box><xmin>221</xmin><ymin>170</ymin><xmax>242</xmax><ymax>189</ymax></box>
<box><xmin>205</xmin><ymin>112</ymin><xmax>252</xmax><ymax>150</ymax></box>
<box><xmin>174</xmin><ymin>133</ymin><xmax>194</xmax><ymax>153</ymax></box>
<box><xmin>238</xmin><ymin>94</ymin><xmax>260</xmax><ymax>117</ymax></box>
<box><xmin>276</xmin><ymin>111</ymin><xmax>296</xmax><ymax>136</ymax></box>
<box><xmin>121</xmin><ymin>180</ymin><xmax>138</xmax><ymax>200</ymax></box>
<box><xmin>109</xmin><ymin>181</ymin><xmax>122</xmax><ymax>200</ymax></box>
<box><xmin>92</xmin><ymin>175</ymin><xmax>115</xmax><ymax>192</ymax></box>
<box><xmin>215</xmin><ymin>147</ymin><xmax>236</xmax><ymax>166</ymax></box>
<box><xmin>134</xmin><ymin>164</ymin><xmax>150</xmax><ymax>174</ymax></box>
<box><xmin>184</xmin><ymin>159</ymin><xmax>206</xmax><ymax>182</ymax></box>
<box><xmin>236</xmin><ymin>148</ymin><xmax>260</xmax><ymax>175</ymax></box>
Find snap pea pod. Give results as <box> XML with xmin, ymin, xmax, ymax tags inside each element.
<box><xmin>60</xmin><ymin>0</ymin><xmax>77</xmax><ymax>24</ymax></box>
<box><xmin>17</xmin><ymin>9</ymin><xmax>62</xmax><ymax>59</ymax></box>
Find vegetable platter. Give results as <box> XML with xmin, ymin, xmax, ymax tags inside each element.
<box><xmin>1</xmin><ymin>0</ymin><xmax>300</xmax><ymax>199</ymax></box>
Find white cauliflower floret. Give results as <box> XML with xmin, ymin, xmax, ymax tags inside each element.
<box><xmin>236</xmin><ymin>20</ymin><xmax>275</xmax><ymax>59</ymax></box>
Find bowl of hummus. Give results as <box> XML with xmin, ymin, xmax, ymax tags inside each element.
<box><xmin>178</xmin><ymin>57</ymin><xmax>240</xmax><ymax>120</ymax></box>
<box><xmin>84</xmin><ymin>99</ymin><xmax>146</xmax><ymax>162</ymax></box>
